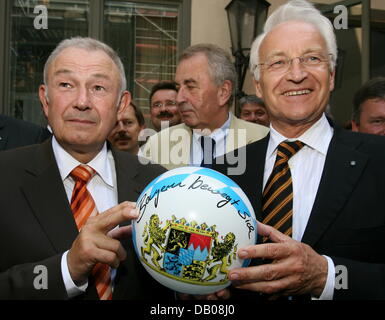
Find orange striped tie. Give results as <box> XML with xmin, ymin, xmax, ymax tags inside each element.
<box><xmin>70</xmin><ymin>165</ymin><xmax>113</xmax><ymax>300</ymax></box>
<box><xmin>262</xmin><ymin>141</ymin><xmax>304</xmax><ymax>240</ymax></box>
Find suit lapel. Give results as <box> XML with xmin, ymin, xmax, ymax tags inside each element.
<box><xmin>161</xmin><ymin>124</ymin><xmax>191</xmax><ymax>170</ymax></box>
<box><xmin>113</xmin><ymin>148</ymin><xmax>142</xmax><ymax>207</ymax></box>
<box><xmin>226</xmin><ymin>116</ymin><xmax>237</xmax><ymax>153</ymax></box>
<box><xmin>172</xmin><ymin>124</ymin><xmax>191</xmax><ymax>168</ymax></box>
<box><xmin>245</xmin><ymin>135</ymin><xmax>269</xmax><ymax>222</ymax></box>
<box><xmin>224</xmin><ymin>134</ymin><xmax>269</xmax><ymax>222</ymax></box>
<box><xmin>226</xmin><ymin>115</ymin><xmax>246</xmax><ymax>153</ymax></box>
<box><xmin>21</xmin><ymin>139</ymin><xmax>78</xmax><ymax>253</ymax></box>
<box><xmin>110</xmin><ymin>148</ymin><xmax>143</xmax><ymax>299</ymax></box>
<box><xmin>301</xmin><ymin>129</ymin><xmax>369</xmax><ymax>246</ymax></box>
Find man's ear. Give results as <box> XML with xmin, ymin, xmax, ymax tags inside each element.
<box><xmin>39</xmin><ymin>85</ymin><xmax>49</xmax><ymax>118</ymax></box>
<box><xmin>254</xmin><ymin>78</ymin><xmax>263</xmax><ymax>99</ymax></box>
<box><xmin>118</xmin><ymin>91</ymin><xmax>131</xmax><ymax>115</ymax></box>
<box><xmin>218</xmin><ymin>80</ymin><xmax>232</xmax><ymax>107</ymax></box>
<box><xmin>329</xmin><ymin>69</ymin><xmax>336</xmax><ymax>92</ymax></box>
<box><xmin>351</xmin><ymin>120</ymin><xmax>359</xmax><ymax>132</ymax></box>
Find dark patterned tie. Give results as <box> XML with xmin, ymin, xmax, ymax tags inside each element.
<box><xmin>200</xmin><ymin>136</ymin><xmax>216</xmax><ymax>168</ymax></box>
<box><xmin>262</xmin><ymin>141</ymin><xmax>304</xmax><ymax>239</ymax></box>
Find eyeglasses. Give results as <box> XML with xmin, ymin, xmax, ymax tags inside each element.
<box><xmin>257</xmin><ymin>53</ymin><xmax>333</xmax><ymax>74</ymax></box>
<box><xmin>151</xmin><ymin>100</ymin><xmax>178</xmax><ymax>108</ymax></box>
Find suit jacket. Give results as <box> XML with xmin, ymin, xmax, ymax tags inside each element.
<box><xmin>0</xmin><ymin>139</ymin><xmax>174</xmax><ymax>300</ymax></box>
<box><xmin>0</xmin><ymin>115</ymin><xmax>51</xmax><ymax>151</ymax></box>
<box><xmin>141</xmin><ymin>114</ymin><xmax>269</xmax><ymax>170</ymax></box>
<box><xmin>213</xmin><ymin>126</ymin><xmax>385</xmax><ymax>300</ymax></box>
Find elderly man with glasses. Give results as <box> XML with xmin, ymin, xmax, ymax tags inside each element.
<box><xmin>213</xmin><ymin>0</ymin><xmax>385</xmax><ymax>300</ymax></box>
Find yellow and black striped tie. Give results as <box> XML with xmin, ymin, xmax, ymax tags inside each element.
<box><xmin>262</xmin><ymin>140</ymin><xmax>304</xmax><ymax>239</ymax></box>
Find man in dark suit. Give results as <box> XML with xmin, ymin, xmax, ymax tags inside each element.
<box><xmin>0</xmin><ymin>37</ymin><xmax>172</xmax><ymax>300</ymax></box>
<box><xmin>214</xmin><ymin>0</ymin><xmax>385</xmax><ymax>300</ymax></box>
<box><xmin>0</xmin><ymin>115</ymin><xmax>51</xmax><ymax>151</ymax></box>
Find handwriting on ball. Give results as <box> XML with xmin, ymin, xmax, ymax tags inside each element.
<box><xmin>137</xmin><ymin>176</ymin><xmax>255</xmax><ymax>239</ymax></box>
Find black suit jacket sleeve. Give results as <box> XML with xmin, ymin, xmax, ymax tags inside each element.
<box><xmin>331</xmin><ymin>256</ymin><xmax>385</xmax><ymax>300</ymax></box>
<box><xmin>0</xmin><ymin>255</ymin><xmax>67</xmax><ymax>299</ymax></box>
<box><xmin>0</xmin><ymin>142</ymin><xmax>73</xmax><ymax>299</ymax></box>
<box><xmin>0</xmin><ymin>140</ymin><xmax>172</xmax><ymax>300</ymax></box>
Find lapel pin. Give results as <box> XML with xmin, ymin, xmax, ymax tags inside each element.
<box><xmin>350</xmin><ymin>160</ymin><xmax>356</xmax><ymax>166</ymax></box>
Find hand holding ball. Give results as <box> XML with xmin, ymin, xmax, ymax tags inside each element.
<box><xmin>132</xmin><ymin>167</ymin><xmax>257</xmax><ymax>294</ymax></box>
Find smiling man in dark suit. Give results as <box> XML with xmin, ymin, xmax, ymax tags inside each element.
<box><xmin>0</xmin><ymin>115</ymin><xmax>51</xmax><ymax>151</ymax></box>
<box><xmin>214</xmin><ymin>0</ymin><xmax>385</xmax><ymax>300</ymax></box>
<box><xmin>0</xmin><ymin>37</ymin><xmax>172</xmax><ymax>300</ymax></box>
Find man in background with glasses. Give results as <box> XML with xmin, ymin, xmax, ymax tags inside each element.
<box><xmin>149</xmin><ymin>81</ymin><xmax>181</xmax><ymax>132</ymax></box>
<box><xmin>214</xmin><ymin>0</ymin><xmax>385</xmax><ymax>300</ymax></box>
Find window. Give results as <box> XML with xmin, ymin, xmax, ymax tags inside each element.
<box><xmin>9</xmin><ymin>0</ymin><xmax>89</xmax><ymax>125</ymax></box>
<box><xmin>104</xmin><ymin>1</ymin><xmax>180</xmax><ymax>116</ymax></box>
<box><xmin>1</xmin><ymin>0</ymin><xmax>190</xmax><ymax>126</ymax></box>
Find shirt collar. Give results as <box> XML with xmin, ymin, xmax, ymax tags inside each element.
<box><xmin>192</xmin><ymin>112</ymin><xmax>232</xmax><ymax>143</ymax></box>
<box><xmin>51</xmin><ymin>136</ymin><xmax>114</xmax><ymax>187</ymax></box>
<box><xmin>267</xmin><ymin>113</ymin><xmax>333</xmax><ymax>158</ymax></box>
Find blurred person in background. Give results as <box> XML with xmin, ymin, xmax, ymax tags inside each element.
<box><xmin>351</xmin><ymin>77</ymin><xmax>385</xmax><ymax>136</ymax></box>
<box><xmin>108</xmin><ymin>101</ymin><xmax>145</xmax><ymax>154</ymax></box>
<box><xmin>239</xmin><ymin>95</ymin><xmax>270</xmax><ymax>127</ymax></box>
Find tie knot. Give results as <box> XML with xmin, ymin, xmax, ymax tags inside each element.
<box><xmin>277</xmin><ymin>140</ymin><xmax>304</xmax><ymax>160</ymax></box>
<box><xmin>200</xmin><ymin>136</ymin><xmax>216</xmax><ymax>150</ymax></box>
<box><xmin>70</xmin><ymin>165</ymin><xmax>96</xmax><ymax>183</ymax></box>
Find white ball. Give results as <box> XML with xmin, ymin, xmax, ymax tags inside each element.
<box><xmin>133</xmin><ymin>166</ymin><xmax>257</xmax><ymax>295</ymax></box>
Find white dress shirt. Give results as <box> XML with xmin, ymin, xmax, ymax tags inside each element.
<box><xmin>190</xmin><ymin>112</ymin><xmax>232</xmax><ymax>166</ymax></box>
<box><xmin>51</xmin><ymin>137</ymin><xmax>118</xmax><ymax>298</ymax></box>
<box><xmin>264</xmin><ymin>113</ymin><xmax>335</xmax><ymax>300</ymax></box>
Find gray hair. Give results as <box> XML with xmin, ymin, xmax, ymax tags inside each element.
<box><xmin>239</xmin><ymin>95</ymin><xmax>265</xmax><ymax>109</ymax></box>
<box><xmin>250</xmin><ymin>0</ymin><xmax>337</xmax><ymax>80</ymax></box>
<box><xmin>43</xmin><ymin>37</ymin><xmax>127</xmax><ymax>96</ymax></box>
<box><xmin>179</xmin><ymin>43</ymin><xmax>237</xmax><ymax>107</ymax></box>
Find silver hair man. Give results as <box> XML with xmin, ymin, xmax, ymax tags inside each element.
<box><xmin>179</xmin><ymin>43</ymin><xmax>237</xmax><ymax>107</ymax></box>
<box><xmin>250</xmin><ymin>0</ymin><xmax>337</xmax><ymax>81</ymax></box>
<box><xmin>43</xmin><ymin>37</ymin><xmax>127</xmax><ymax>99</ymax></box>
